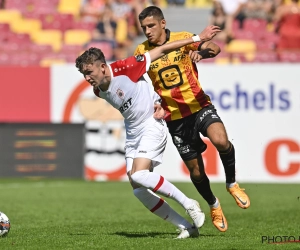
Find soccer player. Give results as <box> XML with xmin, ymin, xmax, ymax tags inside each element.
<box><xmin>134</xmin><ymin>6</ymin><xmax>251</xmax><ymax>232</ymax></box>
<box><xmin>75</xmin><ymin>24</ymin><xmax>220</xmax><ymax>239</ymax></box>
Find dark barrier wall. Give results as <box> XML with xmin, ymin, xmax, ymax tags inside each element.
<box><xmin>0</xmin><ymin>123</ymin><xmax>85</xmax><ymax>178</ymax></box>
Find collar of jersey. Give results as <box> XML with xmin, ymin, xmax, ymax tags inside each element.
<box><xmin>148</xmin><ymin>29</ymin><xmax>170</xmax><ymax>47</ymax></box>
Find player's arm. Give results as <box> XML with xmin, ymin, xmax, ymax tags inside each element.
<box><xmin>153</xmin><ymin>102</ymin><xmax>165</xmax><ymax>119</ymax></box>
<box><xmin>148</xmin><ymin>25</ymin><xmax>221</xmax><ymax>63</ymax></box>
<box><xmin>198</xmin><ymin>41</ymin><xmax>221</xmax><ymax>58</ymax></box>
<box><xmin>188</xmin><ymin>40</ymin><xmax>221</xmax><ymax>62</ymax></box>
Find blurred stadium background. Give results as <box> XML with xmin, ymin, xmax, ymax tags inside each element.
<box><xmin>0</xmin><ymin>0</ymin><xmax>299</xmax><ymax>183</ymax></box>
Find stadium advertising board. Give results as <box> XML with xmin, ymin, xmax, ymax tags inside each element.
<box><xmin>0</xmin><ymin>64</ymin><xmax>299</xmax><ymax>182</ymax></box>
<box><xmin>50</xmin><ymin>64</ymin><xmax>300</xmax><ymax>183</ymax></box>
<box><xmin>0</xmin><ymin>123</ymin><xmax>85</xmax><ymax>178</ymax></box>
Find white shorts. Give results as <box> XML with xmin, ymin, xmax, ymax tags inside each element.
<box><xmin>125</xmin><ymin>119</ymin><xmax>168</xmax><ymax>173</ymax></box>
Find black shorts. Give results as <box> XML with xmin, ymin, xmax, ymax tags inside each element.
<box><xmin>166</xmin><ymin>105</ymin><xmax>223</xmax><ymax>161</ymax></box>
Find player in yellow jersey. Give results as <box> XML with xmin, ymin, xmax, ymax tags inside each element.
<box><xmin>134</xmin><ymin>6</ymin><xmax>250</xmax><ymax>232</ymax></box>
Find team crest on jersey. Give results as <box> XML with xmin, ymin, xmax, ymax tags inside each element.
<box><xmin>116</xmin><ymin>88</ymin><xmax>124</xmax><ymax>99</ymax></box>
<box><xmin>161</xmin><ymin>54</ymin><xmax>168</xmax><ymax>61</ymax></box>
<box><xmin>135</xmin><ymin>55</ymin><xmax>144</xmax><ymax>62</ymax></box>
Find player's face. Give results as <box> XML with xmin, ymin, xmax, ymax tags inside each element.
<box><xmin>140</xmin><ymin>16</ymin><xmax>166</xmax><ymax>45</ymax></box>
<box><xmin>82</xmin><ymin>61</ymin><xmax>104</xmax><ymax>88</ymax></box>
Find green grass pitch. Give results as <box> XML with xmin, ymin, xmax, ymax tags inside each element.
<box><xmin>0</xmin><ymin>178</ymin><xmax>299</xmax><ymax>250</ymax></box>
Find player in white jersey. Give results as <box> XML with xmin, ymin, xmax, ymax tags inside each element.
<box><xmin>75</xmin><ymin>25</ymin><xmax>220</xmax><ymax>239</ymax></box>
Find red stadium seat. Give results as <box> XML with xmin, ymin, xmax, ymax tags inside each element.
<box><xmin>60</xmin><ymin>44</ymin><xmax>83</xmax><ymax>63</ymax></box>
<box><xmin>39</xmin><ymin>13</ymin><xmax>74</xmax><ymax>32</ymax></box>
<box><xmin>1</xmin><ymin>42</ymin><xmax>33</xmax><ymax>52</ymax></box>
<box><xmin>232</xmin><ymin>19</ymin><xmax>241</xmax><ymax>32</ymax></box>
<box><xmin>6</xmin><ymin>33</ymin><xmax>32</xmax><ymax>49</ymax></box>
<box><xmin>0</xmin><ymin>42</ymin><xmax>21</xmax><ymax>52</ymax></box>
<box><xmin>261</xmin><ymin>32</ymin><xmax>280</xmax><ymax>44</ymax></box>
<box><xmin>243</xmin><ymin>19</ymin><xmax>267</xmax><ymax>33</ymax></box>
<box><xmin>256</xmin><ymin>32</ymin><xmax>280</xmax><ymax>51</ymax></box>
<box><xmin>60</xmin><ymin>44</ymin><xmax>83</xmax><ymax>54</ymax></box>
<box><xmin>0</xmin><ymin>53</ymin><xmax>10</xmax><ymax>65</ymax></box>
<box><xmin>29</xmin><ymin>44</ymin><xmax>54</xmax><ymax>56</ymax></box>
<box><xmin>71</xmin><ymin>21</ymin><xmax>96</xmax><ymax>33</ymax></box>
<box><xmin>233</xmin><ymin>30</ymin><xmax>255</xmax><ymax>40</ymax></box>
<box><xmin>252</xmin><ymin>52</ymin><xmax>279</xmax><ymax>63</ymax></box>
<box><xmin>0</xmin><ymin>23</ymin><xmax>10</xmax><ymax>33</ymax></box>
<box><xmin>278</xmin><ymin>51</ymin><xmax>300</xmax><ymax>62</ymax></box>
<box><xmin>5</xmin><ymin>0</ymin><xmax>27</xmax><ymax>11</ymax></box>
<box><xmin>11</xmin><ymin>52</ymin><xmax>41</xmax><ymax>66</ymax></box>
<box><xmin>0</xmin><ymin>23</ymin><xmax>11</xmax><ymax>42</ymax></box>
<box><xmin>0</xmin><ymin>51</ymin><xmax>40</xmax><ymax>66</ymax></box>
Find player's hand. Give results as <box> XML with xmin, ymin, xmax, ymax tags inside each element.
<box><xmin>189</xmin><ymin>50</ymin><xmax>202</xmax><ymax>63</ymax></box>
<box><xmin>153</xmin><ymin>103</ymin><xmax>166</xmax><ymax>120</ymax></box>
<box><xmin>198</xmin><ymin>25</ymin><xmax>221</xmax><ymax>42</ymax></box>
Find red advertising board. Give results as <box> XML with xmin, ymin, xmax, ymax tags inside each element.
<box><xmin>0</xmin><ymin>66</ymin><xmax>50</xmax><ymax>122</ymax></box>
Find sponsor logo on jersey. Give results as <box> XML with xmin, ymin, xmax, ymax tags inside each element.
<box><xmin>135</xmin><ymin>55</ymin><xmax>144</xmax><ymax>62</ymax></box>
<box><xmin>199</xmin><ymin>110</ymin><xmax>213</xmax><ymax>122</ymax></box>
<box><xmin>173</xmin><ymin>136</ymin><xmax>183</xmax><ymax>145</ymax></box>
<box><xmin>119</xmin><ymin>98</ymin><xmax>132</xmax><ymax>113</ymax></box>
<box><xmin>150</xmin><ymin>63</ymin><xmax>159</xmax><ymax>70</ymax></box>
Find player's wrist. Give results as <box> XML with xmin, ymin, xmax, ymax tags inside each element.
<box><xmin>192</xmin><ymin>35</ymin><xmax>201</xmax><ymax>42</ymax></box>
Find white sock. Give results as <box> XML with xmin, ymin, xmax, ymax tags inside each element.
<box><xmin>226</xmin><ymin>182</ymin><xmax>237</xmax><ymax>188</ymax></box>
<box><xmin>133</xmin><ymin>187</ymin><xmax>192</xmax><ymax>229</ymax></box>
<box><xmin>209</xmin><ymin>198</ymin><xmax>220</xmax><ymax>209</ymax></box>
<box><xmin>131</xmin><ymin>170</ymin><xmax>193</xmax><ymax>209</ymax></box>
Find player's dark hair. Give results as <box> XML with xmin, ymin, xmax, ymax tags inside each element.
<box><xmin>75</xmin><ymin>47</ymin><xmax>106</xmax><ymax>72</ymax></box>
<box><xmin>138</xmin><ymin>6</ymin><xmax>164</xmax><ymax>22</ymax></box>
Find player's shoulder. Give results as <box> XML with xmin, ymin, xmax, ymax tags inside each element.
<box><xmin>170</xmin><ymin>31</ymin><xmax>194</xmax><ymax>40</ymax></box>
<box><xmin>135</xmin><ymin>40</ymin><xmax>149</xmax><ymax>54</ymax></box>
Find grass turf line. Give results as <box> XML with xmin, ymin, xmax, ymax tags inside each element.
<box><xmin>0</xmin><ymin>179</ymin><xmax>299</xmax><ymax>250</ymax></box>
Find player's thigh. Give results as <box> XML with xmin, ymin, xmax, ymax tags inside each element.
<box><xmin>167</xmin><ymin>117</ymin><xmax>206</xmax><ymax>162</ymax></box>
<box><xmin>206</xmin><ymin>122</ymin><xmax>228</xmax><ymax>144</ymax></box>
<box><xmin>195</xmin><ymin>105</ymin><xmax>224</xmax><ymax>137</ymax></box>
<box><xmin>131</xmin><ymin>120</ymin><xmax>167</xmax><ymax>173</ymax></box>
<box><xmin>132</xmin><ymin>158</ymin><xmax>152</xmax><ymax>173</ymax></box>
<box><xmin>126</xmin><ymin>146</ymin><xmax>153</xmax><ymax>174</ymax></box>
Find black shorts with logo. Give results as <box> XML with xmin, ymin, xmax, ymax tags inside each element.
<box><xmin>166</xmin><ymin>105</ymin><xmax>223</xmax><ymax>161</ymax></box>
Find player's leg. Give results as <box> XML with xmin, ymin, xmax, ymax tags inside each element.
<box><xmin>127</xmin><ymin>167</ymin><xmax>198</xmax><ymax>238</ymax></box>
<box><xmin>168</xmin><ymin>115</ymin><xmax>227</xmax><ymax>232</ymax></box>
<box><xmin>129</xmin><ymin>121</ymin><xmax>205</xmax><ymax>228</ymax></box>
<box><xmin>184</xmin><ymin>152</ymin><xmax>227</xmax><ymax>232</ymax></box>
<box><xmin>199</xmin><ymin>105</ymin><xmax>250</xmax><ymax>209</ymax></box>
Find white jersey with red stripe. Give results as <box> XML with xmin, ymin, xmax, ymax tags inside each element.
<box><xmin>93</xmin><ymin>52</ymin><xmax>161</xmax><ymax>139</ymax></box>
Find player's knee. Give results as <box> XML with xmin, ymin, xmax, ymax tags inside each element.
<box><xmin>190</xmin><ymin>169</ymin><xmax>206</xmax><ymax>180</ymax></box>
<box><xmin>127</xmin><ymin>172</ymin><xmax>141</xmax><ymax>189</ymax></box>
<box><xmin>184</xmin><ymin>160</ymin><xmax>205</xmax><ymax>178</ymax></box>
<box><xmin>212</xmin><ymin>136</ymin><xmax>229</xmax><ymax>151</ymax></box>
<box><xmin>131</xmin><ymin>170</ymin><xmax>149</xmax><ymax>186</ymax></box>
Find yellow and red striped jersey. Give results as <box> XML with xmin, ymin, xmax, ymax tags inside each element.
<box><xmin>134</xmin><ymin>29</ymin><xmax>212</xmax><ymax>121</ymax></box>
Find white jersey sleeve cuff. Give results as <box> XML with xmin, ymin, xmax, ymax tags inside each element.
<box><xmin>144</xmin><ymin>52</ymin><xmax>151</xmax><ymax>71</ymax></box>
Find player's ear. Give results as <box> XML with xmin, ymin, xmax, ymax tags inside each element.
<box><xmin>100</xmin><ymin>63</ymin><xmax>107</xmax><ymax>75</ymax></box>
<box><xmin>161</xmin><ymin>19</ymin><xmax>166</xmax><ymax>29</ymax></box>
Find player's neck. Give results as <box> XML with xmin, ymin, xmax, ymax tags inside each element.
<box><xmin>156</xmin><ymin>29</ymin><xmax>168</xmax><ymax>46</ymax></box>
<box><xmin>157</xmin><ymin>32</ymin><xmax>167</xmax><ymax>46</ymax></box>
<box><xmin>98</xmin><ymin>81</ymin><xmax>110</xmax><ymax>92</ymax></box>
